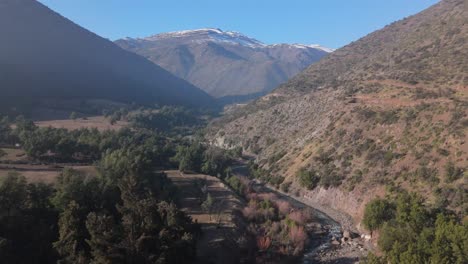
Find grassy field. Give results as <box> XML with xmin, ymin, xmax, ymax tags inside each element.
<box><xmin>35</xmin><ymin>116</ymin><xmax>128</xmax><ymax>131</ymax></box>
<box><xmin>0</xmin><ymin>148</ymin><xmax>27</xmax><ymax>163</ymax></box>
<box><xmin>0</xmin><ymin>164</ymin><xmax>98</xmax><ymax>183</ymax></box>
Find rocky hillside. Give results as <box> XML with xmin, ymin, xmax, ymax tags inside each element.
<box><xmin>0</xmin><ymin>0</ymin><xmax>214</xmax><ymax>115</ymax></box>
<box><xmin>208</xmin><ymin>0</ymin><xmax>467</xmax><ymax>225</ymax></box>
<box><xmin>116</xmin><ymin>29</ymin><xmax>331</xmax><ymax>99</ymax></box>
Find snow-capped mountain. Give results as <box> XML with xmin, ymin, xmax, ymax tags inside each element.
<box><xmin>116</xmin><ymin>28</ymin><xmax>332</xmax><ymax>100</ymax></box>
<box><xmin>142</xmin><ymin>28</ymin><xmax>265</xmax><ymax>48</ymax></box>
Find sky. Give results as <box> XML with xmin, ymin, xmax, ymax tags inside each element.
<box><xmin>38</xmin><ymin>0</ymin><xmax>439</xmax><ymax>49</ymax></box>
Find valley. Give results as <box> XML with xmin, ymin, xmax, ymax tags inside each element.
<box><xmin>0</xmin><ymin>0</ymin><xmax>466</xmax><ymax>263</ymax></box>
<box><xmin>0</xmin><ymin>114</ymin><xmax>366</xmax><ymax>264</ymax></box>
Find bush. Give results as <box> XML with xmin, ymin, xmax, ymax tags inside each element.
<box><xmin>280</xmin><ymin>182</ymin><xmax>291</xmax><ymax>193</ymax></box>
<box><xmin>444</xmin><ymin>161</ymin><xmax>463</xmax><ymax>183</ymax></box>
<box><xmin>296</xmin><ymin>168</ymin><xmax>319</xmax><ymax>190</ymax></box>
<box><xmin>362</xmin><ymin>198</ymin><xmax>395</xmax><ymax>232</ymax></box>
<box><xmin>226</xmin><ymin>176</ymin><xmax>244</xmax><ymax>195</ymax></box>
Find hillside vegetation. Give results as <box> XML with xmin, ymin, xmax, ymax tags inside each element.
<box><xmin>209</xmin><ymin>0</ymin><xmax>467</xmax><ymax>221</ymax></box>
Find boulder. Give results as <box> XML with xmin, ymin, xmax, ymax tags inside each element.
<box><xmin>343</xmin><ymin>230</ymin><xmax>351</xmax><ymax>239</ymax></box>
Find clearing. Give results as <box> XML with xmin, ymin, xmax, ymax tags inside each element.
<box><xmin>35</xmin><ymin>116</ymin><xmax>127</xmax><ymax>131</ymax></box>
<box><xmin>166</xmin><ymin>170</ymin><xmax>249</xmax><ymax>264</ymax></box>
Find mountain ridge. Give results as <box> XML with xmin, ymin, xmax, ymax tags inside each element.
<box><xmin>116</xmin><ymin>28</ymin><xmax>331</xmax><ymax>98</ymax></box>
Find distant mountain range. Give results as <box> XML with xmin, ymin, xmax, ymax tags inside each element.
<box><xmin>0</xmin><ymin>0</ymin><xmax>213</xmax><ymax>116</ymax></box>
<box><xmin>116</xmin><ymin>29</ymin><xmax>331</xmax><ymax>99</ymax></box>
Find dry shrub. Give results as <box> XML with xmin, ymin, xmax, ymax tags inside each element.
<box><xmin>268</xmin><ymin>222</ymin><xmax>281</xmax><ymax>236</ymax></box>
<box><xmin>288</xmin><ymin>211</ymin><xmax>306</xmax><ymax>225</ymax></box>
<box><xmin>246</xmin><ymin>192</ymin><xmax>259</xmax><ymax>201</ymax></box>
<box><xmin>289</xmin><ymin>226</ymin><xmax>307</xmax><ymax>255</ymax></box>
<box><xmin>242</xmin><ymin>205</ymin><xmax>258</xmax><ymax>221</ymax></box>
<box><xmin>256</xmin><ymin>236</ymin><xmax>271</xmax><ymax>251</ymax></box>
<box><xmin>288</xmin><ymin>209</ymin><xmax>313</xmax><ymax>225</ymax></box>
<box><xmin>276</xmin><ymin>200</ymin><xmax>292</xmax><ymax>216</ymax></box>
<box><xmin>258</xmin><ymin>192</ymin><xmax>277</xmax><ymax>201</ymax></box>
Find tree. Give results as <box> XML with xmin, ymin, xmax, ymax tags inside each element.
<box><xmin>0</xmin><ymin>172</ymin><xmax>28</xmax><ymax>217</ymax></box>
<box><xmin>86</xmin><ymin>212</ymin><xmax>123</xmax><ymax>264</ymax></box>
<box><xmin>0</xmin><ymin>116</ymin><xmax>12</xmax><ymax>144</ymax></box>
<box><xmin>117</xmin><ymin>174</ymin><xmax>197</xmax><ymax>263</ymax></box>
<box><xmin>296</xmin><ymin>168</ymin><xmax>319</xmax><ymax>190</ymax></box>
<box><xmin>52</xmin><ymin>168</ymin><xmax>101</xmax><ymax>212</ymax></box>
<box><xmin>363</xmin><ymin>198</ymin><xmax>395</xmax><ymax>234</ymax></box>
<box><xmin>430</xmin><ymin>214</ymin><xmax>468</xmax><ymax>264</ymax></box>
<box><xmin>70</xmin><ymin>112</ymin><xmax>78</xmax><ymax>120</ymax></box>
<box><xmin>54</xmin><ymin>201</ymin><xmax>90</xmax><ymax>264</ymax></box>
<box><xmin>201</xmin><ymin>146</ymin><xmax>232</xmax><ymax>177</ymax></box>
<box><xmin>117</xmin><ymin>174</ymin><xmax>162</xmax><ymax>263</ymax></box>
<box><xmin>201</xmin><ymin>193</ymin><xmax>214</xmax><ymax>220</ymax></box>
<box><xmin>361</xmin><ymin>252</ymin><xmax>384</xmax><ymax>264</ymax></box>
<box><xmin>173</xmin><ymin>143</ymin><xmax>204</xmax><ymax>173</ymax></box>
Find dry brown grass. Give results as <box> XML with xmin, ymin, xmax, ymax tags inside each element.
<box><xmin>35</xmin><ymin>116</ymin><xmax>128</xmax><ymax>131</ymax></box>
<box><xmin>0</xmin><ymin>148</ymin><xmax>27</xmax><ymax>162</ymax></box>
<box><xmin>0</xmin><ymin>165</ymin><xmax>98</xmax><ymax>184</ymax></box>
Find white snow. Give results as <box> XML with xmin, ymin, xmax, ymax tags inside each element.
<box><xmin>136</xmin><ymin>28</ymin><xmax>334</xmax><ymax>52</ymax></box>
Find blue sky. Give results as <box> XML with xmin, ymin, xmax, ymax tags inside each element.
<box><xmin>38</xmin><ymin>0</ymin><xmax>438</xmax><ymax>49</ymax></box>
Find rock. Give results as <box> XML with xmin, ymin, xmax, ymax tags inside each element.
<box><xmin>331</xmin><ymin>240</ymin><xmax>340</xmax><ymax>246</ymax></box>
<box><xmin>343</xmin><ymin>230</ymin><xmax>351</xmax><ymax>239</ymax></box>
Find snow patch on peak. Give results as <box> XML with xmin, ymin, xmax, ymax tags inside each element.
<box><xmin>303</xmin><ymin>44</ymin><xmax>335</xmax><ymax>53</ymax></box>
<box><xmin>267</xmin><ymin>43</ymin><xmax>334</xmax><ymax>53</ymax></box>
<box><xmin>134</xmin><ymin>28</ymin><xmax>333</xmax><ymax>52</ymax></box>
<box><xmin>142</xmin><ymin>28</ymin><xmax>266</xmax><ymax>48</ymax></box>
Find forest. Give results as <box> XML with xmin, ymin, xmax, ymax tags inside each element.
<box><xmin>0</xmin><ymin>112</ymin><xmax>237</xmax><ymax>263</ymax></box>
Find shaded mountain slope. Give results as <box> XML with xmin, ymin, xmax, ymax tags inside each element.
<box><xmin>0</xmin><ymin>0</ymin><xmax>214</xmax><ymax>114</ymax></box>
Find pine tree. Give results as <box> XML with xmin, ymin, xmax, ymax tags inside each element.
<box><xmin>117</xmin><ymin>174</ymin><xmax>161</xmax><ymax>263</ymax></box>
<box><xmin>0</xmin><ymin>172</ymin><xmax>27</xmax><ymax>217</ymax></box>
<box><xmin>53</xmin><ymin>201</ymin><xmax>89</xmax><ymax>264</ymax></box>
<box><xmin>86</xmin><ymin>212</ymin><xmax>123</xmax><ymax>264</ymax></box>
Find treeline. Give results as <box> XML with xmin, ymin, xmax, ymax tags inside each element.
<box><xmin>0</xmin><ymin>154</ymin><xmax>200</xmax><ymax>263</ymax></box>
<box><xmin>173</xmin><ymin>142</ymin><xmax>241</xmax><ymax>177</ymax></box>
<box><xmin>362</xmin><ymin>192</ymin><xmax>467</xmax><ymax>264</ymax></box>
<box><xmin>104</xmin><ymin>105</ymin><xmax>212</xmax><ymax>135</ymax></box>
<box><xmin>0</xmin><ymin>115</ymin><xmax>178</xmax><ymax>165</ymax></box>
